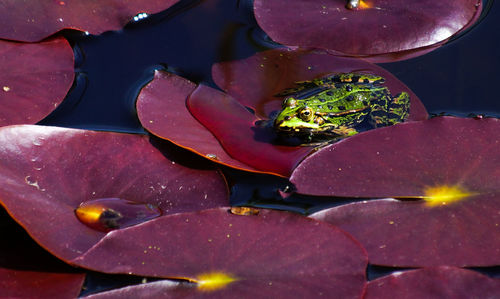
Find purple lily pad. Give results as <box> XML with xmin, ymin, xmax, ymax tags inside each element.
<box><xmin>0</xmin><ymin>37</ymin><xmax>74</xmax><ymax>126</ymax></box>
<box><xmin>253</xmin><ymin>0</ymin><xmax>482</xmax><ymax>62</ymax></box>
<box><xmin>0</xmin><ymin>125</ymin><xmax>228</xmax><ymax>263</ymax></box>
<box><xmin>73</xmin><ymin>208</ymin><xmax>368</xmax><ymax>297</ymax></box>
<box><xmin>137</xmin><ymin>71</ymin><xmax>312</xmax><ymax>177</ymax></box>
<box><xmin>136</xmin><ymin>71</ymin><xmax>265</xmax><ymax>173</ymax></box>
<box><xmin>310</xmin><ymin>195</ymin><xmax>500</xmax><ymax>266</ymax></box>
<box><xmin>365</xmin><ymin>267</ymin><xmax>500</xmax><ymax>299</ymax></box>
<box><xmin>302</xmin><ymin>116</ymin><xmax>500</xmax><ymax>266</ymax></box>
<box><xmin>0</xmin><ymin>0</ymin><xmax>180</xmax><ymax>42</ymax></box>
<box><xmin>187</xmin><ymin>85</ymin><xmax>313</xmax><ymax>177</ymax></box>
<box><xmin>212</xmin><ymin>48</ymin><xmax>428</xmax><ymax>120</ymax></box>
<box><xmin>292</xmin><ymin>117</ymin><xmax>500</xmax><ymax>197</ymax></box>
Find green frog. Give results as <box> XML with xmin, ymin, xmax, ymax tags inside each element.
<box><xmin>273</xmin><ymin>73</ymin><xmax>410</xmax><ymax>142</ymax></box>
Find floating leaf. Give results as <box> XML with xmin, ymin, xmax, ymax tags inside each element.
<box><xmin>0</xmin><ymin>125</ymin><xmax>228</xmax><ymax>262</ymax></box>
<box><xmin>137</xmin><ymin>71</ymin><xmax>312</xmax><ymax>177</ymax></box>
<box><xmin>212</xmin><ymin>48</ymin><xmax>428</xmax><ymax>119</ymax></box>
<box><xmin>140</xmin><ymin>50</ymin><xmax>428</xmax><ymax>177</ymax></box>
<box><xmin>187</xmin><ymin>85</ymin><xmax>313</xmax><ymax>177</ymax></box>
<box><xmin>0</xmin><ymin>37</ymin><xmax>73</xmax><ymax>126</ymax></box>
<box><xmin>311</xmin><ymin>195</ymin><xmax>500</xmax><ymax>267</ymax></box>
<box><xmin>304</xmin><ymin>117</ymin><xmax>500</xmax><ymax>266</ymax></box>
<box><xmin>292</xmin><ymin>117</ymin><xmax>500</xmax><ymax>197</ymax></box>
<box><xmin>365</xmin><ymin>267</ymin><xmax>500</xmax><ymax>298</ymax></box>
<box><xmin>0</xmin><ymin>0</ymin><xmax>180</xmax><ymax>42</ymax></box>
<box><xmin>253</xmin><ymin>0</ymin><xmax>482</xmax><ymax>62</ymax></box>
<box><xmin>73</xmin><ymin>208</ymin><xmax>368</xmax><ymax>297</ymax></box>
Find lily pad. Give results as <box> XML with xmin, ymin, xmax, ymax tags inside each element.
<box><xmin>212</xmin><ymin>48</ymin><xmax>428</xmax><ymax>119</ymax></box>
<box><xmin>0</xmin><ymin>125</ymin><xmax>228</xmax><ymax>263</ymax></box>
<box><xmin>0</xmin><ymin>37</ymin><xmax>74</xmax><ymax>126</ymax></box>
<box><xmin>304</xmin><ymin>117</ymin><xmax>500</xmax><ymax>266</ymax></box>
<box><xmin>73</xmin><ymin>208</ymin><xmax>368</xmax><ymax>297</ymax></box>
<box><xmin>187</xmin><ymin>85</ymin><xmax>313</xmax><ymax>177</ymax></box>
<box><xmin>137</xmin><ymin>71</ymin><xmax>312</xmax><ymax>177</ymax></box>
<box><xmin>311</xmin><ymin>195</ymin><xmax>500</xmax><ymax>266</ymax></box>
<box><xmin>365</xmin><ymin>267</ymin><xmax>500</xmax><ymax>299</ymax></box>
<box><xmin>253</xmin><ymin>0</ymin><xmax>482</xmax><ymax>62</ymax></box>
<box><xmin>292</xmin><ymin>117</ymin><xmax>500</xmax><ymax>197</ymax></box>
<box><xmin>0</xmin><ymin>207</ymin><xmax>85</xmax><ymax>298</ymax></box>
<box><xmin>0</xmin><ymin>0</ymin><xmax>180</xmax><ymax>42</ymax></box>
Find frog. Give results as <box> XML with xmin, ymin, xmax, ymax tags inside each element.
<box><xmin>273</xmin><ymin>73</ymin><xmax>410</xmax><ymax>142</ymax></box>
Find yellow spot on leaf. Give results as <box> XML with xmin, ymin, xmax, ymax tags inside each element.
<box><xmin>197</xmin><ymin>272</ymin><xmax>237</xmax><ymax>291</ymax></box>
<box><xmin>423</xmin><ymin>185</ymin><xmax>475</xmax><ymax>207</ymax></box>
<box><xmin>3</xmin><ymin>86</ymin><xmax>10</xmax><ymax>92</ymax></box>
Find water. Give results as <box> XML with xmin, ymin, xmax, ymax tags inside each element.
<box><xmin>28</xmin><ymin>0</ymin><xmax>500</xmax><ymax>293</ymax></box>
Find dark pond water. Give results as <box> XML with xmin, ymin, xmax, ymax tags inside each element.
<box><xmin>27</xmin><ymin>0</ymin><xmax>500</xmax><ymax>294</ymax></box>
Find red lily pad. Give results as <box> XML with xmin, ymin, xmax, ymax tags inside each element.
<box><xmin>253</xmin><ymin>0</ymin><xmax>482</xmax><ymax>62</ymax></box>
<box><xmin>137</xmin><ymin>71</ymin><xmax>312</xmax><ymax>177</ymax></box>
<box><xmin>0</xmin><ymin>125</ymin><xmax>228</xmax><ymax>263</ymax></box>
<box><xmin>212</xmin><ymin>48</ymin><xmax>428</xmax><ymax>120</ymax></box>
<box><xmin>292</xmin><ymin>117</ymin><xmax>500</xmax><ymax>197</ymax></box>
<box><xmin>187</xmin><ymin>85</ymin><xmax>313</xmax><ymax>177</ymax></box>
<box><xmin>365</xmin><ymin>267</ymin><xmax>500</xmax><ymax>299</ymax></box>
<box><xmin>72</xmin><ymin>208</ymin><xmax>368</xmax><ymax>297</ymax></box>
<box><xmin>310</xmin><ymin>195</ymin><xmax>500</xmax><ymax>266</ymax></box>
<box><xmin>0</xmin><ymin>0</ymin><xmax>180</xmax><ymax>42</ymax></box>
<box><xmin>303</xmin><ymin>116</ymin><xmax>500</xmax><ymax>266</ymax></box>
<box><xmin>0</xmin><ymin>208</ymin><xmax>85</xmax><ymax>299</ymax></box>
<box><xmin>0</xmin><ymin>37</ymin><xmax>74</xmax><ymax>126</ymax></box>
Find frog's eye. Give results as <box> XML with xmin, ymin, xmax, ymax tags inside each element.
<box><xmin>299</xmin><ymin>107</ymin><xmax>314</xmax><ymax>121</ymax></box>
<box><xmin>283</xmin><ymin>97</ymin><xmax>297</xmax><ymax>108</ymax></box>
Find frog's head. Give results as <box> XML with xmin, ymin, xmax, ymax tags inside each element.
<box><xmin>273</xmin><ymin>97</ymin><xmax>324</xmax><ymax>134</ymax></box>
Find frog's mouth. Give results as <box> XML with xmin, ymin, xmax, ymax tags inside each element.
<box><xmin>274</xmin><ymin>122</ymin><xmax>334</xmax><ymax>135</ymax></box>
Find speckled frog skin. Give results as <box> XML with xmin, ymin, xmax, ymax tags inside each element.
<box><xmin>273</xmin><ymin>73</ymin><xmax>410</xmax><ymax>141</ymax></box>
